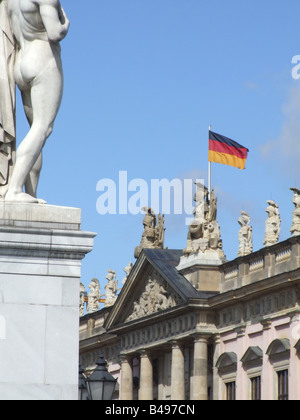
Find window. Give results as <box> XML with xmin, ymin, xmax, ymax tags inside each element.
<box><xmin>251</xmin><ymin>376</ymin><xmax>261</xmax><ymax>400</ymax></box>
<box><xmin>278</xmin><ymin>370</ymin><xmax>288</xmax><ymax>401</ymax></box>
<box><xmin>226</xmin><ymin>382</ymin><xmax>236</xmax><ymax>400</ymax></box>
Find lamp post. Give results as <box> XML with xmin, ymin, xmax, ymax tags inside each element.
<box><xmin>83</xmin><ymin>353</ymin><xmax>117</xmax><ymax>401</ymax></box>
<box><xmin>79</xmin><ymin>365</ymin><xmax>89</xmax><ymax>401</ymax></box>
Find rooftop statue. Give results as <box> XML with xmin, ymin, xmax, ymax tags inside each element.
<box><xmin>104</xmin><ymin>269</ymin><xmax>118</xmax><ymax>307</ymax></box>
<box><xmin>290</xmin><ymin>188</ymin><xmax>300</xmax><ymax>237</ymax></box>
<box><xmin>0</xmin><ymin>0</ymin><xmax>69</xmax><ymax>203</ymax></box>
<box><xmin>183</xmin><ymin>184</ymin><xmax>224</xmax><ymax>258</ymax></box>
<box><xmin>263</xmin><ymin>200</ymin><xmax>281</xmax><ymax>247</ymax></box>
<box><xmin>122</xmin><ymin>261</ymin><xmax>133</xmax><ymax>285</ymax></box>
<box><xmin>79</xmin><ymin>283</ymin><xmax>86</xmax><ymax>317</ymax></box>
<box><xmin>134</xmin><ymin>207</ymin><xmax>165</xmax><ymax>259</ymax></box>
<box><xmin>238</xmin><ymin>211</ymin><xmax>253</xmax><ymax>257</ymax></box>
<box><xmin>87</xmin><ymin>278</ymin><xmax>100</xmax><ymax>314</ymax></box>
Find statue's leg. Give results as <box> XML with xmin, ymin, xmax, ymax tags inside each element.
<box><xmin>25</xmin><ymin>152</ymin><xmax>42</xmax><ymax>198</ymax></box>
<box><xmin>5</xmin><ymin>64</ymin><xmax>63</xmax><ymax>203</ymax></box>
<box><xmin>21</xmin><ymin>90</ymin><xmax>43</xmax><ymax>199</ymax></box>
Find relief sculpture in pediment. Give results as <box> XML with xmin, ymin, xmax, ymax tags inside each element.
<box><xmin>125</xmin><ymin>274</ymin><xmax>182</xmax><ymax>323</ymax></box>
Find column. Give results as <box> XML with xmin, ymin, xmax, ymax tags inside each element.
<box><xmin>212</xmin><ymin>335</ymin><xmax>221</xmax><ymax>401</ymax></box>
<box><xmin>138</xmin><ymin>350</ymin><xmax>153</xmax><ymax>400</ymax></box>
<box><xmin>171</xmin><ymin>341</ymin><xmax>185</xmax><ymax>400</ymax></box>
<box><xmin>120</xmin><ymin>355</ymin><xmax>133</xmax><ymax>400</ymax></box>
<box><xmin>191</xmin><ymin>335</ymin><xmax>208</xmax><ymax>400</ymax></box>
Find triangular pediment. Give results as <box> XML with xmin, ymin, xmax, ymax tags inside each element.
<box><xmin>106</xmin><ymin>249</ymin><xmax>198</xmax><ymax>330</ymax></box>
<box><xmin>124</xmin><ymin>270</ymin><xmax>183</xmax><ymax>323</ymax></box>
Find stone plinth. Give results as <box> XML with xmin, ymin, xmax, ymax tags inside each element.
<box><xmin>176</xmin><ymin>251</ymin><xmax>227</xmax><ymax>292</ymax></box>
<box><xmin>0</xmin><ymin>203</ymin><xmax>96</xmax><ymax>400</ymax></box>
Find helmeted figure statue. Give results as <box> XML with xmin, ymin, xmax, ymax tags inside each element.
<box><xmin>0</xmin><ymin>0</ymin><xmax>69</xmax><ymax>203</ymax></box>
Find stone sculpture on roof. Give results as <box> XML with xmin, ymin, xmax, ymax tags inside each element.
<box><xmin>122</xmin><ymin>261</ymin><xmax>133</xmax><ymax>285</ymax></box>
<box><xmin>263</xmin><ymin>200</ymin><xmax>281</xmax><ymax>246</ymax></box>
<box><xmin>238</xmin><ymin>211</ymin><xmax>253</xmax><ymax>257</ymax></box>
<box><xmin>87</xmin><ymin>278</ymin><xmax>100</xmax><ymax>314</ymax></box>
<box><xmin>183</xmin><ymin>183</ymin><xmax>225</xmax><ymax>259</ymax></box>
<box><xmin>134</xmin><ymin>207</ymin><xmax>165</xmax><ymax>258</ymax></box>
<box><xmin>79</xmin><ymin>283</ymin><xmax>86</xmax><ymax>317</ymax></box>
<box><xmin>290</xmin><ymin>188</ymin><xmax>300</xmax><ymax>237</ymax></box>
<box><xmin>104</xmin><ymin>269</ymin><xmax>118</xmax><ymax>307</ymax></box>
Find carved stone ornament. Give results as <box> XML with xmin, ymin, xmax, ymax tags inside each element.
<box><xmin>125</xmin><ymin>274</ymin><xmax>182</xmax><ymax>323</ymax></box>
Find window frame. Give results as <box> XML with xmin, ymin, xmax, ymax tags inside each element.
<box><xmin>225</xmin><ymin>381</ymin><xmax>236</xmax><ymax>401</ymax></box>
<box><xmin>277</xmin><ymin>369</ymin><xmax>289</xmax><ymax>401</ymax></box>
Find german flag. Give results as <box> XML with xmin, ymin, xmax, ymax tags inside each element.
<box><xmin>209</xmin><ymin>131</ymin><xmax>249</xmax><ymax>170</ymax></box>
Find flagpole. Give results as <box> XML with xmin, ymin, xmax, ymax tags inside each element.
<box><xmin>208</xmin><ymin>125</ymin><xmax>212</xmax><ymax>200</ymax></box>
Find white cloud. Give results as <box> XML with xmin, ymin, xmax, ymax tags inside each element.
<box><xmin>260</xmin><ymin>84</ymin><xmax>300</xmax><ymax>174</ymax></box>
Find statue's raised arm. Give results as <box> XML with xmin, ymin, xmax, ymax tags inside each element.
<box><xmin>3</xmin><ymin>0</ymin><xmax>69</xmax><ymax>203</ymax></box>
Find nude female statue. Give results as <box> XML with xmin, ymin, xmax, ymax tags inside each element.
<box><xmin>2</xmin><ymin>0</ymin><xmax>69</xmax><ymax>203</ymax></box>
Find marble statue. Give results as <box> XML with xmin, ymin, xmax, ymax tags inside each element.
<box><xmin>183</xmin><ymin>184</ymin><xmax>224</xmax><ymax>258</ymax></box>
<box><xmin>134</xmin><ymin>207</ymin><xmax>166</xmax><ymax>258</ymax></box>
<box><xmin>122</xmin><ymin>261</ymin><xmax>133</xmax><ymax>285</ymax></box>
<box><xmin>290</xmin><ymin>188</ymin><xmax>300</xmax><ymax>237</ymax></box>
<box><xmin>238</xmin><ymin>211</ymin><xmax>253</xmax><ymax>257</ymax></box>
<box><xmin>0</xmin><ymin>0</ymin><xmax>15</xmax><ymax>196</ymax></box>
<box><xmin>263</xmin><ymin>200</ymin><xmax>281</xmax><ymax>246</ymax></box>
<box><xmin>104</xmin><ymin>269</ymin><xmax>118</xmax><ymax>307</ymax></box>
<box><xmin>87</xmin><ymin>278</ymin><xmax>100</xmax><ymax>314</ymax></box>
<box><xmin>0</xmin><ymin>0</ymin><xmax>69</xmax><ymax>203</ymax></box>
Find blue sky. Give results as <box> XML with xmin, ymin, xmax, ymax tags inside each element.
<box><xmin>15</xmin><ymin>0</ymin><xmax>300</xmax><ymax>297</ymax></box>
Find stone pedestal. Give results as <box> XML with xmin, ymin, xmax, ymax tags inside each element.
<box><xmin>0</xmin><ymin>203</ymin><xmax>96</xmax><ymax>400</ymax></box>
<box><xmin>176</xmin><ymin>251</ymin><xmax>226</xmax><ymax>292</ymax></box>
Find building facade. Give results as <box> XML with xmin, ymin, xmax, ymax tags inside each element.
<box><xmin>79</xmin><ymin>235</ymin><xmax>300</xmax><ymax>400</ymax></box>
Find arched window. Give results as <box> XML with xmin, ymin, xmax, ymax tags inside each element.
<box><xmin>266</xmin><ymin>339</ymin><xmax>290</xmax><ymax>401</ymax></box>
<box><xmin>216</xmin><ymin>352</ymin><xmax>237</xmax><ymax>400</ymax></box>
<box><xmin>241</xmin><ymin>346</ymin><xmax>263</xmax><ymax>400</ymax></box>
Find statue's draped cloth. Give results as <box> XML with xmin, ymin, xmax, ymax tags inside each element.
<box><xmin>0</xmin><ymin>0</ymin><xmax>15</xmax><ymax>190</ymax></box>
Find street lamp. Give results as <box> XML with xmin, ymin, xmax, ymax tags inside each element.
<box><xmin>78</xmin><ymin>365</ymin><xmax>89</xmax><ymax>401</ymax></box>
<box><xmin>85</xmin><ymin>353</ymin><xmax>117</xmax><ymax>401</ymax></box>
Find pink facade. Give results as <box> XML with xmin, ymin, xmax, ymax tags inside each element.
<box><xmin>216</xmin><ymin>314</ymin><xmax>300</xmax><ymax>400</ymax></box>
<box><xmin>80</xmin><ymin>237</ymin><xmax>300</xmax><ymax>400</ymax></box>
